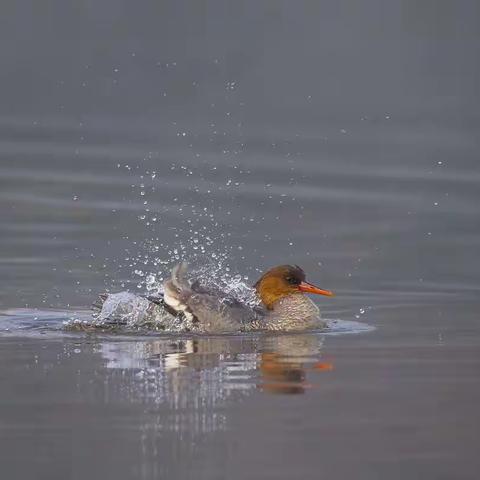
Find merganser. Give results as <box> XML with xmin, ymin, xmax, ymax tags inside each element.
<box><xmin>93</xmin><ymin>263</ymin><xmax>334</xmax><ymax>333</ymax></box>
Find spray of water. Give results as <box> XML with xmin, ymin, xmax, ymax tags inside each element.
<box><xmin>86</xmin><ymin>153</ymin><xmax>262</xmax><ymax>330</ymax></box>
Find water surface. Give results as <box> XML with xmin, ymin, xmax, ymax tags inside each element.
<box><xmin>1</xmin><ymin>2</ymin><xmax>479</xmax><ymax>479</ymax></box>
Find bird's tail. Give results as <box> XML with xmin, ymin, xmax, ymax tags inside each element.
<box><xmin>170</xmin><ymin>262</ymin><xmax>191</xmax><ymax>291</ymax></box>
<box><xmin>163</xmin><ymin>262</ymin><xmax>194</xmax><ymax>318</ymax></box>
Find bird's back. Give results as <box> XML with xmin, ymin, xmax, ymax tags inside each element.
<box><xmin>163</xmin><ymin>262</ymin><xmax>258</xmax><ymax>332</ymax></box>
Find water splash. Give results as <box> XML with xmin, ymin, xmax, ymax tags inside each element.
<box><xmin>105</xmin><ymin>159</ymin><xmax>251</xmax><ymax>298</ymax></box>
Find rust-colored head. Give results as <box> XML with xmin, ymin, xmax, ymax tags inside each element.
<box><xmin>254</xmin><ymin>265</ymin><xmax>334</xmax><ymax>309</ymax></box>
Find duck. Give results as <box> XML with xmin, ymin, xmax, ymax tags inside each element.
<box><xmin>162</xmin><ymin>263</ymin><xmax>333</xmax><ymax>332</ymax></box>
<box><xmin>93</xmin><ymin>263</ymin><xmax>334</xmax><ymax>333</ymax></box>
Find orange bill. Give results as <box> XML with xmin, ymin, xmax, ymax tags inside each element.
<box><xmin>298</xmin><ymin>281</ymin><xmax>334</xmax><ymax>297</ymax></box>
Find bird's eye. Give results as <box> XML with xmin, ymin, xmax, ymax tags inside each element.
<box><xmin>286</xmin><ymin>276</ymin><xmax>297</xmax><ymax>285</ymax></box>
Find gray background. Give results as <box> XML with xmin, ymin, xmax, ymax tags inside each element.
<box><xmin>0</xmin><ymin>1</ymin><xmax>479</xmax><ymax>479</ymax></box>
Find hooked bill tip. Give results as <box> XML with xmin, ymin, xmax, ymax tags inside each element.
<box><xmin>298</xmin><ymin>281</ymin><xmax>334</xmax><ymax>297</ymax></box>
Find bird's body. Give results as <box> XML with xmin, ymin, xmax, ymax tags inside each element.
<box><xmin>93</xmin><ymin>263</ymin><xmax>333</xmax><ymax>333</ymax></box>
<box><xmin>250</xmin><ymin>294</ymin><xmax>322</xmax><ymax>331</ymax></box>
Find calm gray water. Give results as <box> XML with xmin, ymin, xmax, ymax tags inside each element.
<box><xmin>1</xmin><ymin>2</ymin><xmax>479</xmax><ymax>479</ymax></box>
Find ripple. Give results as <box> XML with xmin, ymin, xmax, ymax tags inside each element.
<box><xmin>0</xmin><ymin>308</ymin><xmax>373</xmax><ymax>339</ymax></box>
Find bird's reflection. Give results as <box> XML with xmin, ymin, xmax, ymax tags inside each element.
<box><xmin>259</xmin><ymin>334</ymin><xmax>333</xmax><ymax>394</ymax></box>
<box><xmin>83</xmin><ymin>332</ymin><xmax>333</xmax><ymax>477</ymax></box>
<box><xmin>98</xmin><ymin>332</ymin><xmax>332</xmax><ymax>399</ymax></box>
